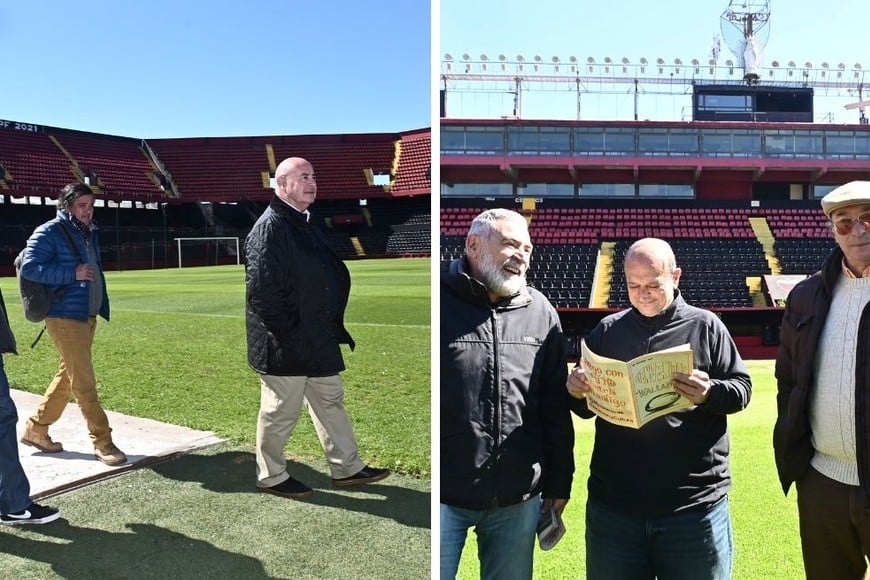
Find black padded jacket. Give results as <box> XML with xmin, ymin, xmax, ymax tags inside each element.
<box><xmin>245</xmin><ymin>197</ymin><xmax>354</xmax><ymax>376</ymax></box>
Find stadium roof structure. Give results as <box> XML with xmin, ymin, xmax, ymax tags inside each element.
<box><xmin>440</xmin><ymin>54</ymin><xmax>868</xmax><ymax>124</ymax></box>
<box><xmin>0</xmin><ymin>120</ymin><xmax>431</xmax><ymax>204</ymax></box>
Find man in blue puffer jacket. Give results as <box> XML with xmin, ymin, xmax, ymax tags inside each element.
<box><xmin>17</xmin><ymin>182</ymin><xmax>126</xmax><ymax>466</ymax></box>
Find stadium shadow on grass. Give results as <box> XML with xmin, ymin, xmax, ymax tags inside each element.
<box><xmin>150</xmin><ymin>450</ymin><xmax>429</xmax><ymax>529</ymax></box>
<box><xmin>1</xmin><ymin>520</ymin><xmax>274</xmax><ymax>578</ymax></box>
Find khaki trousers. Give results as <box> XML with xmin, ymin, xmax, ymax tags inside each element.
<box><xmin>256</xmin><ymin>373</ymin><xmax>364</xmax><ymax>486</ymax></box>
<box><xmin>27</xmin><ymin>317</ymin><xmax>112</xmax><ymax>448</ymax></box>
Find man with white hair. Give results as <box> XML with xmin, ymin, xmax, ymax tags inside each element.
<box><xmin>775</xmin><ymin>181</ymin><xmax>870</xmax><ymax>579</ymax></box>
<box><xmin>440</xmin><ymin>208</ymin><xmax>574</xmax><ymax>579</ymax></box>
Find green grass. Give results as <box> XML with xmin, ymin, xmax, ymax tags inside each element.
<box><xmin>0</xmin><ymin>259</ymin><xmax>430</xmax><ymax>477</ymax></box>
<box><xmin>457</xmin><ymin>360</ymin><xmax>805</xmax><ymax>579</ymax></box>
<box><xmin>2</xmin><ymin>443</ymin><xmax>431</xmax><ymax>579</ymax></box>
<box><xmin>0</xmin><ymin>259</ymin><xmax>431</xmax><ymax>579</ymax></box>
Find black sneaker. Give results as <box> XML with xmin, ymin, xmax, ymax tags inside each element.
<box><xmin>258</xmin><ymin>476</ymin><xmax>314</xmax><ymax>500</ymax></box>
<box><xmin>1</xmin><ymin>503</ymin><xmax>61</xmax><ymax>525</ymax></box>
<box><xmin>332</xmin><ymin>465</ymin><xmax>391</xmax><ymax>488</ymax></box>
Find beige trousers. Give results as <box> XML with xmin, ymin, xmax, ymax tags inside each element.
<box><xmin>256</xmin><ymin>373</ymin><xmax>364</xmax><ymax>486</ymax></box>
<box><xmin>27</xmin><ymin>317</ymin><xmax>113</xmax><ymax>447</ymax></box>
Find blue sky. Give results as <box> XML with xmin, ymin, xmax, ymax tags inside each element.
<box><xmin>439</xmin><ymin>0</ymin><xmax>868</xmax><ymax>122</ymax></box>
<box><xmin>0</xmin><ymin>1</ymin><xmax>430</xmax><ymax>139</ymax></box>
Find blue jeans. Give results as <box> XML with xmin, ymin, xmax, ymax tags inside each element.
<box><xmin>440</xmin><ymin>495</ymin><xmax>541</xmax><ymax>580</ymax></box>
<box><xmin>586</xmin><ymin>495</ymin><xmax>733</xmax><ymax>580</ymax></box>
<box><xmin>0</xmin><ymin>355</ymin><xmax>32</xmax><ymax>515</ymax></box>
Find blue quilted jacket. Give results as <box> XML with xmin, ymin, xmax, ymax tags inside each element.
<box><xmin>19</xmin><ymin>211</ymin><xmax>110</xmax><ymax>322</ymax></box>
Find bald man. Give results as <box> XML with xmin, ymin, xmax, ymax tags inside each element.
<box><xmin>245</xmin><ymin>157</ymin><xmax>389</xmax><ymax>500</ymax></box>
<box><xmin>567</xmin><ymin>237</ymin><xmax>751</xmax><ymax>580</ymax></box>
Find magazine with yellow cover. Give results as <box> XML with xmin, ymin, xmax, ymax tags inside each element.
<box><xmin>580</xmin><ymin>341</ymin><xmax>695</xmax><ymax>429</ymax></box>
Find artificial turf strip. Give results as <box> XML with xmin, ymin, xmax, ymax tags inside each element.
<box><xmin>0</xmin><ymin>443</ymin><xmax>431</xmax><ymax>579</ymax></box>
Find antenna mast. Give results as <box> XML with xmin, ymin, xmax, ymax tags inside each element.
<box><xmin>720</xmin><ymin>0</ymin><xmax>771</xmax><ymax>85</ymax></box>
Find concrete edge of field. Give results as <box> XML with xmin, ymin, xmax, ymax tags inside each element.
<box><xmin>11</xmin><ymin>389</ymin><xmax>226</xmax><ymax>499</ymax></box>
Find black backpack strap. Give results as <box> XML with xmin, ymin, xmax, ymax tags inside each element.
<box><xmin>57</xmin><ymin>220</ymin><xmax>86</xmax><ymax>263</ymax></box>
<box><xmin>30</xmin><ymin>326</ymin><xmax>46</xmax><ymax>349</ymax></box>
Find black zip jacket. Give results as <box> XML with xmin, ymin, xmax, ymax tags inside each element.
<box><xmin>245</xmin><ymin>197</ymin><xmax>354</xmax><ymax>376</ymax></box>
<box><xmin>570</xmin><ymin>291</ymin><xmax>751</xmax><ymax>517</ymax></box>
<box><xmin>440</xmin><ymin>258</ymin><xmax>575</xmax><ymax>510</ymax></box>
<box><xmin>774</xmin><ymin>246</ymin><xmax>870</xmax><ymax>503</ymax></box>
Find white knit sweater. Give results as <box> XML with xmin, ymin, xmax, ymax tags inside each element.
<box><xmin>810</xmin><ymin>274</ymin><xmax>870</xmax><ymax>485</ymax></box>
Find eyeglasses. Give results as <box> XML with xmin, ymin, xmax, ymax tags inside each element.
<box><xmin>831</xmin><ymin>211</ymin><xmax>870</xmax><ymax>235</ymax></box>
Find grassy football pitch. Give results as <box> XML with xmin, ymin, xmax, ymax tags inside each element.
<box><xmin>0</xmin><ymin>258</ymin><xmax>431</xmax><ymax>579</ymax></box>
<box><xmin>455</xmin><ymin>359</ymin><xmax>805</xmax><ymax>579</ymax></box>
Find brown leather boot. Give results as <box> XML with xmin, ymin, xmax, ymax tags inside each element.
<box><xmin>94</xmin><ymin>443</ymin><xmax>127</xmax><ymax>466</ymax></box>
<box><xmin>20</xmin><ymin>426</ymin><xmax>63</xmax><ymax>453</ymax></box>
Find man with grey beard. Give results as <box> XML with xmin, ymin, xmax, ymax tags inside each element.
<box><xmin>440</xmin><ymin>208</ymin><xmax>575</xmax><ymax>579</ymax></box>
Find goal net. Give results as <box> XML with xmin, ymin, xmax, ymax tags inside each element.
<box><xmin>174</xmin><ymin>236</ymin><xmax>241</xmax><ymax>268</ymax></box>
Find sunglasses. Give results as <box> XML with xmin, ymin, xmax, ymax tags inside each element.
<box><xmin>831</xmin><ymin>211</ymin><xmax>870</xmax><ymax>235</ymax></box>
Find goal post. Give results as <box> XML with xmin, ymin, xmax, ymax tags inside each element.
<box><xmin>174</xmin><ymin>236</ymin><xmax>241</xmax><ymax>268</ymax></box>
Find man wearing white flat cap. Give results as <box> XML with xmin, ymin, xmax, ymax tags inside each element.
<box><xmin>774</xmin><ymin>180</ymin><xmax>870</xmax><ymax>579</ymax></box>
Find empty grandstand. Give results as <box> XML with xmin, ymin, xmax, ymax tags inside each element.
<box><xmin>439</xmin><ymin>3</ymin><xmax>868</xmax><ymax>359</ymax></box>
<box><xmin>0</xmin><ymin>123</ymin><xmax>431</xmax><ymax>276</ymax></box>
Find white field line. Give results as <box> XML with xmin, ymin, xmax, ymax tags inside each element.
<box><xmin>113</xmin><ymin>308</ymin><xmax>429</xmax><ymax>328</ymax></box>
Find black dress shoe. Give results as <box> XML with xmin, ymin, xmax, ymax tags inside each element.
<box><xmin>258</xmin><ymin>476</ymin><xmax>314</xmax><ymax>499</ymax></box>
<box><xmin>332</xmin><ymin>465</ymin><xmax>391</xmax><ymax>488</ymax></box>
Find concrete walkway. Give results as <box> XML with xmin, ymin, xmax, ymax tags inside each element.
<box><xmin>11</xmin><ymin>389</ymin><xmax>225</xmax><ymax>499</ymax></box>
